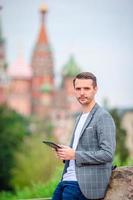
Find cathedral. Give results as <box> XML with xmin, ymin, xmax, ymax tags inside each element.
<box><xmin>0</xmin><ymin>4</ymin><xmax>81</xmax><ymax>119</ymax></box>
<box><xmin>0</xmin><ymin>4</ymin><xmax>82</xmax><ymax>143</ymax></box>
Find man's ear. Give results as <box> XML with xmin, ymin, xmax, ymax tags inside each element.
<box><xmin>95</xmin><ymin>86</ymin><xmax>98</xmax><ymax>93</ymax></box>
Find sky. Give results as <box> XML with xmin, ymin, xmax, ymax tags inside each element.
<box><xmin>1</xmin><ymin>0</ymin><xmax>133</xmax><ymax>108</ymax></box>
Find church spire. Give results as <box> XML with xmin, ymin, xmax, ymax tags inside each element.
<box><xmin>37</xmin><ymin>4</ymin><xmax>48</xmax><ymax>44</ymax></box>
<box><xmin>0</xmin><ymin>6</ymin><xmax>6</xmax><ymax>70</ymax></box>
<box><xmin>62</xmin><ymin>55</ymin><xmax>81</xmax><ymax>77</ymax></box>
<box><xmin>31</xmin><ymin>4</ymin><xmax>54</xmax><ymax>117</ymax></box>
<box><xmin>0</xmin><ymin>6</ymin><xmax>4</xmax><ymax>44</ymax></box>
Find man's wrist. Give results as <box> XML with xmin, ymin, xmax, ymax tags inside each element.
<box><xmin>73</xmin><ymin>150</ymin><xmax>76</xmax><ymax>160</ymax></box>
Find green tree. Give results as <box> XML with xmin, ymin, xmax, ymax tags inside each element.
<box><xmin>0</xmin><ymin>104</ymin><xmax>30</xmax><ymax>191</ymax></box>
<box><xmin>110</xmin><ymin>109</ymin><xmax>129</xmax><ymax>165</ymax></box>
<box><xmin>11</xmin><ymin>133</ymin><xmax>61</xmax><ymax>189</ymax></box>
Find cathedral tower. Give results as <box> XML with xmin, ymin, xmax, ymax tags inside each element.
<box><xmin>0</xmin><ymin>6</ymin><xmax>8</xmax><ymax>104</ymax></box>
<box><xmin>0</xmin><ymin>6</ymin><xmax>6</xmax><ymax>70</ymax></box>
<box><xmin>61</xmin><ymin>55</ymin><xmax>81</xmax><ymax>112</ymax></box>
<box><xmin>31</xmin><ymin>4</ymin><xmax>54</xmax><ymax>117</ymax></box>
<box><xmin>7</xmin><ymin>53</ymin><xmax>32</xmax><ymax>116</ymax></box>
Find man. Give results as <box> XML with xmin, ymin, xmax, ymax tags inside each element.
<box><xmin>52</xmin><ymin>72</ymin><xmax>116</xmax><ymax>200</ymax></box>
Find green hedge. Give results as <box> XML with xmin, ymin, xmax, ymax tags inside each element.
<box><xmin>0</xmin><ymin>166</ymin><xmax>63</xmax><ymax>200</ymax></box>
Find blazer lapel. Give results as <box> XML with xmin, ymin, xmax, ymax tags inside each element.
<box><xmin>79</xmin><ymin>103</ymin><xmax>99</xmax><ymax>139</ymax></box>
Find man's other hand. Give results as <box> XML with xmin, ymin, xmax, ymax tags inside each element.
<box><xmin>56</xmin><ymin>145</ymin><xmax>75</xmax><ymax>161</ymax></box>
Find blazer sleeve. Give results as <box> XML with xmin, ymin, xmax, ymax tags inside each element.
<box><xmin>75</xmin><ymin>112</ymin><xmax>116</xmax><ymax>165</ymax></box>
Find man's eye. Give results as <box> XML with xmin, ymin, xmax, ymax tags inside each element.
<box><xmin>75</xmin><ymin>88</ymin><xmax>80</xmax><ymax>91</ymax></box>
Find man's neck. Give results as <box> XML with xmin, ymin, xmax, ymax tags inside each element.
<box><xmin>82</xmin><ymin>101</ymin><xmax>96</xmax><ymax>113</ymax></box>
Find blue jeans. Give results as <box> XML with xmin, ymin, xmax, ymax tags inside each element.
<box><xmin>52</xmin><ymin>181</ymin><xmax>89</xmax><ymax>200</ymax></box>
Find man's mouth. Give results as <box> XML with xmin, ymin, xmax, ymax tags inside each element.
<box><xmin>79</xmin><ymin>97</ymin><xmax>87</xmax><ymax>101</ymax></box>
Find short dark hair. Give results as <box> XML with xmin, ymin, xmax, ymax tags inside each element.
<box><xmin>73</xmin><ymin>72</ymin><xmax>97</xmax><ymax>88</ymax></box>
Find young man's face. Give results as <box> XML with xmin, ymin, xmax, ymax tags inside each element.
<box><xmin>74</xmin><ymin>78</ymin><xmax>97</xmax><ymax>106</ymax></box>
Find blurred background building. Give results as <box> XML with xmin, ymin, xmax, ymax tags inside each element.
<box><xmin>0</xmin><ymin>5</ymin><xmax>81</xmax><ymax>117</ymax></box>
<box><xmin>0</xmin><ymin>3</ymin><xmax>133</xmax><ymax>153</ymax></box>
<box><xmin>0</xmin><ymin>4</ymin><xmax>81</xmax><ymax>143</ymax></box>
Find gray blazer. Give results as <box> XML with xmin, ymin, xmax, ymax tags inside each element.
<box><xmin>63</xmin><ymin>103</ymin><xmax>116</xmax><ymax>199</ymax></box>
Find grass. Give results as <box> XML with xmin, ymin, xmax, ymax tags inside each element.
<box><xmin>0</xmin><ymin>181</ymin><xmax>57</xmax><ymax>200</ymax></box>
<box><xmin>0</xmin><ymin>166</ymin><xmax>63</xmax><ymax>200</ymax></box>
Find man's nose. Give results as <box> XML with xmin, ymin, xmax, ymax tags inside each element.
<box><xmin>80</xmin><ymin>88</ymin><xmax>85</xmax><ymax>95</ymax></box>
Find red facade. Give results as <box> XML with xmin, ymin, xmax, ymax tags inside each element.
<box><xmin>0</xmin><ymin>5</ymin><xmax>80</xmax><ymax>120</ymax></box>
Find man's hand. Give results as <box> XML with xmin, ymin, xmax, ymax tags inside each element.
<box><xmin>56</xmin><ymin>145</ymin><xmax>75</xmax><ymax>161</ymax></box>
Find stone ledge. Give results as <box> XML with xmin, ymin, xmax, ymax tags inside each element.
<box><xmin>104</xmin><ymin>166</ymin><xmax>133</xmax><ymax>200</ymax></box>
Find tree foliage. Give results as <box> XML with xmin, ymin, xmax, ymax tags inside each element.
<box><xmin>0</xmin><ymin>105</ymin><xmax>30</xmax><ymax>191</ymax></box>
<box><xmin>11</xmin><ymin>133</ymin><xmax>61</xmax><ymax>189</ymax></box>
<box><xmin>110</xmin><ymin>109</ymin><xmax>129</xmax><ymax>165</ymax></box>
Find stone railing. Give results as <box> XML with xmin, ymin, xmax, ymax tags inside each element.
<box><xmin>104</xmin><ymin>166</ymin><xmax>133</xmax><ymax>200</ymax></box>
